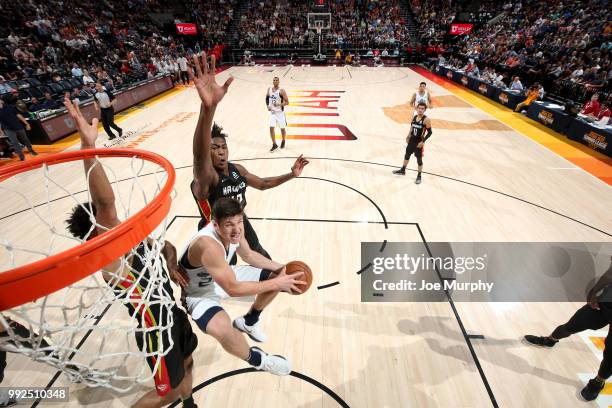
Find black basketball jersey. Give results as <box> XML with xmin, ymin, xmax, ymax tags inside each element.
<box><xmin>193</xmin><ymin>162</ymin><xmax>248</xmax><ymax>226</ymax></box>
<box><xmin>210</xmin><ymin>162</ymin><xmax>247</xmax><ymax>208</ymax></box>
<box><xmin>409</xmin><ymin>114</ymin><xmax>427</xmax><ymax>143</ymax></box>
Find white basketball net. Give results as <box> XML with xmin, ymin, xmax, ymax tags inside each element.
<box><xmin>0</xmin><ymin>153</ymin><xmax>175</xmax><ymax>393</ymax></box>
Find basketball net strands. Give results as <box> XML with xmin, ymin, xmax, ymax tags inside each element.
<box><xmin>0</xmin><ymin>149</ymin><xmax>177</xmax><ymax>393</ymax></box>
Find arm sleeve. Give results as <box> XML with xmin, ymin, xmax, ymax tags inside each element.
<box><xmin>423</xmin><ymin>127</ymin><xmax>433</xmax><ymax>142</ymax></box>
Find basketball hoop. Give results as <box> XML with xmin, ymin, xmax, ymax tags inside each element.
<box><xmin>0</xmin><ymin>148</ymin><xmax>174</xmax><ymax>310</ymax></box>
<box><xmin>0</xmin><ymin>148</ymin><xmax>177</xmax><ymax>392</ymax></box>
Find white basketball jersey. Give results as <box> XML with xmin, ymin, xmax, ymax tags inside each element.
<box><xmin>268</xmin><ymin>87</ymin><xmax>283</xmax><ymax>112</ymax></box>
<box><xmin>415</xmin><ymin>90</ymin><xmax>429</xmax><ymax>105</ymax></box>
<box><xmin>180</xmin><ymin>222</ymin><xmax>239</xmax><ymax>298</ymax></box>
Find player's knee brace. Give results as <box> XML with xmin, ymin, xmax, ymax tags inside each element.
<box><xmin>417</xmin><ymin>157</ymin><xmax>423</xmax><ymax>166</ymax></box>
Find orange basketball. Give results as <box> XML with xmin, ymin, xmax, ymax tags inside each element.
<box><xmin>285</xmin><ymin>260</ymin><xmax>313</xmax><ymax>295</ymax></box>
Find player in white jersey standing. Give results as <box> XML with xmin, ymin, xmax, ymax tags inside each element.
<box><xmin>266</xmin><ymin>76</ymin><xmax>289</xmax><ymax>152</ymax></box>
<box><xmin>410</xmin><ymin>82</ymin><xmax>432</xmax><ymax>114</ymax></box>
<box><xmin>178</xmin><ymin>197</ymin><xmax>305</xmax><ymax>376</ymax></box>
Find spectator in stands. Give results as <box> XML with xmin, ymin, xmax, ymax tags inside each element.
<box><xmin>463</xmin><ymin>58</ymin><xmax>478</xmax><ymax>74</ymax></box>
<box><xmin>536</xmin><ymin>83</ymin><xmax>545</xmax><ymax>100</ymax></box>
<box><xmin>510</xmin><ymin>76</ymin><xmax>524</xmax><ymax>92</ymax></box>
<box><xmin>421</xmin><ymin>0</ymin><xmax>610</xmax><ymax>109</ymax></box>
<box><xmin>570</xmin><ymin>66</ymin><xmax>585</xmax><ymax>82</ymax></box>
<box><xmin>71</xmin><ymin>63</ymin><xmax>83</xmax><ymax>78</ymax></box>
<box><xmin>0</xmin><ymin>81</ymin><xmax>14</xmax><ymax>94</ymax></box>
<box><xmin>596</xmin><ymin>99</ymin><xmax>611</xmax><ymax>124</ymax></box>
<box><xmin>581</xmin><ymin>93</ymin><xmax>601</xmax><ymax>117</ymax></box>
<box><xmin>82</xmin><ymin>70</ymin><xmax>95</xmax><ymax>85</ymax></box>
<box><xmin>40</xmin><ymin>92</ymin><xmax>60</xmax><ymax>110</ymax></box>
<box><xmin>29</xmin><ymin>97</ymin><xmax>44</xmax><ymax>112</ymax></box>
<box><xmin>70</xmin><ymin>87</ymin><xmax>88</xmax><ymax>102</ymax></box>
<box><xmin>585</xmin><ymin>71</ymin><xmax>608</xmax><ymax>92</ymax></box>
<box><xmin>0</xmin><ymin>96</ymin><xmax>37</xmax><ymax>161</ymax></box>
<box><xmin>373</xmin><ymin>49</ymin><xmax>383</xmax><ymax>66</ymax></box>
<box><xmin>469</xmin><ymin>63</ymin><xmax>480</xmax><ymax>77</ymax></box>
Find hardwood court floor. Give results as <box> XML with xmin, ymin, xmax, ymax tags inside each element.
<box><xmin>1</xmin><ymin>66</ymin><xmax>611</xmax><ymax>407</ymax></box>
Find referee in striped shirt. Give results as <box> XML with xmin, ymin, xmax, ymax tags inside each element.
<box><xmin>93</xmin><ymin>82</ymin><xmax>123</xmax><ymax>140</ymax></box>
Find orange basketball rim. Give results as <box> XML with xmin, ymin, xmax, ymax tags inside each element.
<box><xmin>0</xmin><ymin>148</ymin><xmax>175</xmax><ymax>311</ymax></box>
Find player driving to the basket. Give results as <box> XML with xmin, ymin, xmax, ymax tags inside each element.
<box><xmin>63</xmin><ymin>96</ymin><xmax>198</xmax><ymax>408</ymax></box>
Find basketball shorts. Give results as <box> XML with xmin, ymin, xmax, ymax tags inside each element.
<box><xmin>186</xmin><ymin>266</ymin><xmax>272</xmax><ymax>332</ymax></box>
<box><xmin>269</xmin><ymin>111</ymin><xmax>287</xmax><ymax>128</ymax></box>
<box><xmin>136</xmin><ymin>307</ymin><xmax>198</xmax><ymax>396</ymax></box>
<box><xmin>404</xmin><ymin>142</ymin><xmax>423</xmax><ymax>160</ymax></box>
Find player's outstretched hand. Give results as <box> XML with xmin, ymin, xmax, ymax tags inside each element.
<box><xmin>291</xmin><ymin>155</ymin><xmax>310</xmax><ymax>177</ymax></box>
<box><xmin>63</xmin><ymin>96</ymin><xmax>99</xmax><ymax>147</ymax></box>
<box><xmin>188</xmin><ymin>52</ymin><xmax>233</xmax><ymax>109</ymax></box>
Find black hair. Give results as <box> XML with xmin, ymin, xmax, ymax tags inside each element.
<box><xmin>212</xmin><ymin>197</ymin><xmax>243</xmax><ymax>222</ymax></box>
<box><xmin>211</xmin><ymin>122</ymin><xmax>228</xmax><ymax>139</ymax></box>
<box><xmin>417</xmin><ymin>102</ymin><xmax>427</xmax><ymax>108</ymax></box>
<box><xmin>419</xmin><ymin>82</ymin><xmax>426</xmax><ymax>86</ymax></box>
<box><xmin>66</xmin><ymin>202</ymin><xmax>97</xmax><ymax>240</ymax></box>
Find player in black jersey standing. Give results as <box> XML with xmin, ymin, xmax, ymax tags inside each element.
<box><xmin>392</xmin><ymin>102</ymin><xmax>433</xmax><ymax>184</ymax></box>
<box><xmin>189</xmin><ymin>53</ymin><xmax>308</xmax><ymax>262</ymax></box>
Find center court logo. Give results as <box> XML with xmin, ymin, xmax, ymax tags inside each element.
<box><xmin>286</xmin><ymin>90</ymin><xmax>356</xmax><ymax>140</ymax></box>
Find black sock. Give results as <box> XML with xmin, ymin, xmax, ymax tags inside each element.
<box><xmin>244</xmin><ymin>308</ymin><xmax>262</xmax><ymax>326</ymax></box>
<box><xmin>401</xmin><ymin>166</ymin><xmax>406</xmax><ymax>171</ymax></box>
<box><xmin>417</xmin><ymin>172</ymin><xmax>422</xmax><ymax>177</ymax></box>
<box><xmin>247</xmin><ymin>347</ymin><xmax>262</xmax><ymax>367</ymax></box>
<box><xmin>182</xmin><ymin>395</ymin><xmax>195</xmax><ymax>408</ymax></box>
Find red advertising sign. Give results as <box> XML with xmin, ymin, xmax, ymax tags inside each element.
<box><xmin>449</xmin><ymin>23</ymin><xmax>474</xmax><ymax>35</ymax></box>
<box><xmin>176</xmin><ymin>23</ymin><xmax>197</xmax><ymax>35</ymax></box>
